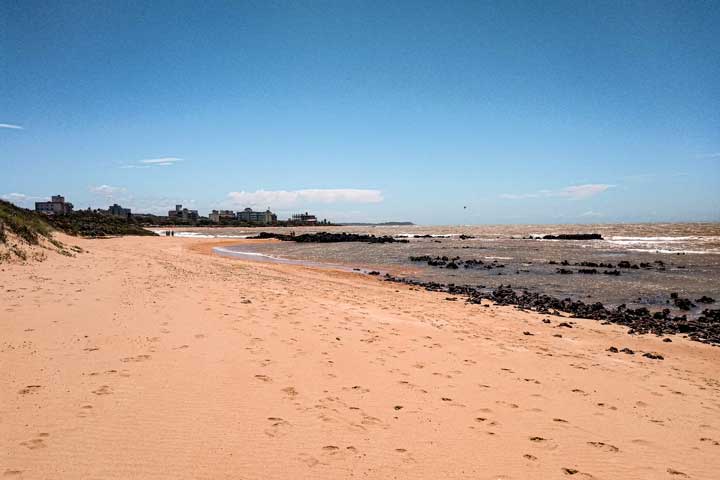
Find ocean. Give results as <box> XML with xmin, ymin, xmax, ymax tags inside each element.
<box><xmin>161</xmin><ymin>223</ymin><xmax>720</xmax><ymax>315</ymax></box>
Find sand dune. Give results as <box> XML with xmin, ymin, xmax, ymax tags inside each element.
<box><xmin>1</xmin><ymin>235</ymin><xmax>719</xmax><ymax>479</ymax></box>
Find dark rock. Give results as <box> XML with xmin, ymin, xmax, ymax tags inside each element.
<box><xmin>696</xmin><ymin>296</ymin><xmax>715</xmax><ymax>304</ymax></box>
<box><xmin>607</xmin><ymin>346</ymin><xmax>619</xmax><ymax>353</ymax></box>
<box><xmin>251</xmin><ymin>231</ymin><xmax>407</xmax><ymax>244</ymax></box>
<box><xmin>578</xmin><ymin>269</ymin><xmax>598</xmax><ymax>274</ymax></box>
<box><xmin>620</xmin><ymin>348</ymin><xmax>635</xmax><ymax>355</ymax></box>
<box><xmin>673</xmin><ymin>297</ymin><xmax>695</xmax><ymax>311</ymax></box>
<box><xmin>642</xmin><ymin>352</ymin><xmax>664</xmax><ymax>360</ymax></box>
<box><xmin>542</xmin><ymin>234</ymin><xmax>603</xmax><ymax>240</ymax></box>
<box><xmin>618</xmin><ymin>261</ymin><xmax>639</xmax><ymax>269</ymax></box>
<box><xmin>379</xmin><ymin>277</ymin><xmax>720</xmax><ymax>346</ymax></box>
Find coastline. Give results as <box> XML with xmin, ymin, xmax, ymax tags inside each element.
<box><xmin>2</xmin><ymin>234</ymin><xmax>719</xmax><ymax>479</ymax></box>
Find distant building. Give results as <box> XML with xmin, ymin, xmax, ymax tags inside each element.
<box><xmin>108</xmin><ymin>203</ymin><xmax>131</xmax><ymax>218</ymax></box>
<box><xmin>291</xmin><ymin>212</ymin><xmax>318</xmax><ymax>224</ymax></box>
<box><xmin>237</xmin><ymin>207</ymin><xmax>276</xmax><ymax>225</ymax></box>
<box><xmin>168</xmin><ymin>204</ymin><xmax>199</xmax><ymax>221</ymax></box>
<box><xmin>35</xmin><ymin>195</ymin><xmax>74</xmax><ymax>215</ymax></box>
<box><xmin>209</xmin><ymin>210</ymin><xmax>236</xmax><ymax>223</ymax></box>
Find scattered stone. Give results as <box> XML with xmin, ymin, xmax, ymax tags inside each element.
<box><xmin>607</xmin><ymin>346</ymin><xmax>619</xmax><ymax>353</ymax></box>
<box><xmin>380</xmin><ymin>278</ymin><xmax>720</xmax><ymax>345</ymax></box>
<box><xmin>673</xmin><ymin>297</ymin><xmax>695</xmax><ymax>311</ymax></box>
<box><xmin>542</xmin><ymin>234</ymin><xmax>603</xmax><ymax>240</ymax></box>
<box><xmin>577</xmin><ymin>268</ymin><xmax>598</xmax><ymax>274</ymax></box>
<box><xmin>642</xmin><ymin>352</ymin><xmax>664</xmax><ymax>360</ymax></box>
<box><xmin>620</xmin><ymin>348</ymin><xmax>635</xmax><ymax>355</ymax></box>
<box><xmin>251</xmin><ymin>231</ymin><xmax>407</xmax><ymax>244</ymax></box>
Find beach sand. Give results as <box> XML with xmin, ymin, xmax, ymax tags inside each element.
<box><xmin>1</xmin><ymin>234</ymin><xmax>719</xmax><ymax>479</ymax></box>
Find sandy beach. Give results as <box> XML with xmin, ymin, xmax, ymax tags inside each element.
<box><xmin>2</xmin><ymin>234</ymin><xmax>719</xmax><ymax>479</ymax></box>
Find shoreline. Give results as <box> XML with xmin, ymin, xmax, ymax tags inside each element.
<box><xmin>203</xmin><ymin>238</ymin><xmax>719</xmax><ymax>345</ymax></box>
<box><xmin>2</xmin><ymin>235</ymin><xmax>719</xmax><ymax>479</ymax></box>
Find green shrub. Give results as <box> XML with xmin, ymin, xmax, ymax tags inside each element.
<box><xmin>0</xmin><ymin>200</ymin><xmax>52</xmax><ymax>245</ymax></box>
<box><xmin>46</xmin><ymin>211</ymin><xmax>157</xmax><ymax>237</ymax></box>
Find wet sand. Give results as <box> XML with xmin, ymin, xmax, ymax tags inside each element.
<box><xmin>1</xmin><ymin>235</ymin><xmax>719</xmax><ymax>479</ymax></box>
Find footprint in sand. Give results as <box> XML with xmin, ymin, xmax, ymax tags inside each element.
<box><xmin>18</xmin><ymin>385</ymin><xmax>42</xmax><ymax>395</ymax></box>
<box><xmin>120</xmin><ymin>354</ymin><xmax>151</xmax><ymax>363</ymax></box>
<box><xmin>254</xmin><ymin>374</ymin><xmax>272</xmax><ymax>383</ymax></box>
<box><xmin>3</xmin><ymin>470</ymin><xmax>23</xmax><ymax>477</ymax></box>
<box><xmin>666</xmin><ymin>468</ymin><xmax>689</xmax><ymax>477</ymax></box>
<box><xmin>92</xmin><ymin>385</ymin><xmax>112</xmax><ymax>395</ymax></box>
<box><xmin>587</xmin><ymin>441</ymin><xmax>619</xmax><ymax>452</ymax></box>
<box><xmin>264</xmin><ymin>417</ymin><xmax>291</xmax><ymax>437</ymax></box>
<box><xmin>19</xmin><ymin>438</ymin><xmax>46</xmax><ymax>450</ymax></box>
<box><xmin>282</xmin><ymin>386</ymin><xmax>299</xmax><ymax>397</ymax></box>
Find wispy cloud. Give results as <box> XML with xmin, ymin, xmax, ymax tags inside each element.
<box><xmin>120</xmin><ymin>157</ymin><xmax>184</xmax><ymax>169</ymax></box>
<box><xmin>0</xmin><ymin>123</ymin><xmax>23</xmax><ymax>130</ymax></box>
<box><xmin>140</xmin><ymin>157</ymin><xmax>183</xmax><ymax>166</ymax></box>
<box><xmin>1</xmin><ymin>192</ymin><xmax>42</xmax><ymax>207</ymax></box>
<box><xmin>89</xmin><ymin>185</ymin><xmax>126</xmax><ymax>197</ymax></box>
<box><xmin>500</xmin><ymin>184</ymin><xmax>614</xmax><ymax>200</ymax></box>
<box><xmin>697</xmin><ymin>152</ymin><xmax>720</xmax><ymax>159</ymax></box>
<box><xmin>226</xmin><ymin>189</ymin><xmax>384</xmax><ymax>209</ymax></box>
<box><xmin>580</xmin><ymin>210</ymin><xmax>605</xmax><ymax>217</ymax></box>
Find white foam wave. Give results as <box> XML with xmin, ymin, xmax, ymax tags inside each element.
<box><xmin>152</xmin><ymin>230</ymin><xmax>253</xmax><ymax>239</ymax></box>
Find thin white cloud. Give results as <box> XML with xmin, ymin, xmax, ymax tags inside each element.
<box><xmin>0</xmin><ymin>123</ymin><xmax>23</xmax><ymax>130</ymax></box>
<box><xmin>120</xmin><ymin>157</ymin><xmax>184</xmax><ymax>169</ymax></box>
<box><xmin>500</xmin><ymin>184</ymin><xmax>614</xmax><ymax>200</ymax></box>
<box><xmin>1</xmin><ymin>192</ymin><xmax>43</xmax><ymax>207</ymax></box>
<box><xmin>226</xmin><ymin>189</ymin><xmax>384</xmax><ymax>209</ymax></box>
<box><xmin>89</xmin><ymin>185</ymin><xmax>126</xmax><ymax>196</ymax></box>
<box><xmin>558</xmin><ymin>184</ymin><xmax>613</xmax><ymax>199</ymax></box>
<box><xmin>140</xmin><ymin>157</ymin><xmax>183</xmax><ymax>165</ymax></box>
<box><xmin>697</xmin><ymin>152</ymin><xmax>720</xmax><ymax>159</ymax></box>
<box><xmin>580</xmin><ymin>210</ymin><xmax>605</xmax><ymax>217</ymax></box>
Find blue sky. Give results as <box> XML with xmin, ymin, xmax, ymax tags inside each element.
<box><xmin>1</xmin><ymin>0</ymin><xmax>718</xmax><ymax>224</ymax></box>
